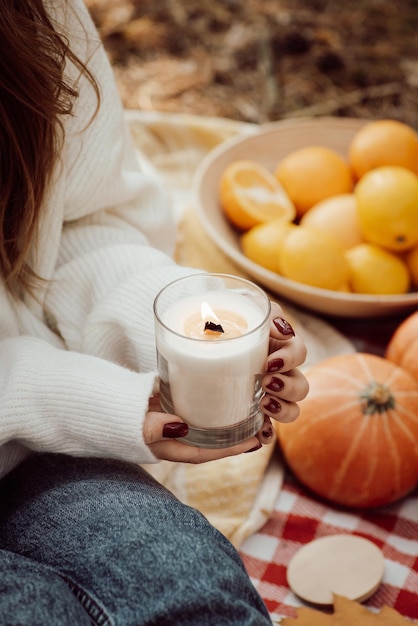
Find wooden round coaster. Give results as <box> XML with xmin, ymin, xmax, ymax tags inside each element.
<box><xmin>287</xmin><ymin>534</ymin><xmax>385</xmax><ymax>606</ymax></box>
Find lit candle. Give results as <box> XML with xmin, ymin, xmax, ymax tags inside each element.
<box><xmin>154</xmin><ymin>274</ymin><xmax>271</xmax><ymax>448</ymax></box>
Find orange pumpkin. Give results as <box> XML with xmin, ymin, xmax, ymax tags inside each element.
<box><xmin>386</xmin><ymin>309</ymin><xmax>418</xmax><ymax>382</ymax></box>
<box><xmin>277</xmin><ymin>353</ymin><xmax>418</xmax><ymax>508</ymax></box>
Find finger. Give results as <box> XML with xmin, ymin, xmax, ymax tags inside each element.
<box><xmin>148</xmin><ymin>435</ymin><xmax>262</xmax><ymax>464</ymax></box>
<box><xmin>144</xmin><ymin>411</ymin><xmax>266</xmax><ymax>462</ymax></box>
<box><xmin>267</xmin><ymin>334</ymin><xmax>308</xmax><ymax>371</ymax></box>
<box><xmin>143</xmin><ymin>411</ymin><xmax>188</xmax><ymax>446</ymax></box>
<box><xmin>256</xmin><ymin>415</ymin><xmax>276</xmax><ymax>445</ymax></box>
<box><xmin>268</xmin><ymin>302</ymin><xmax>296</xmax><ymax>338</ymax></box>
<box><xmin>270</xmin><ymin>316</ymin><xmax>296</xmax><ymax>342</ymax></box>
<box><xmin>269</xmin><ymin>301</ymin><xmax>285</xmax><ymax>322</ymax></box>
<box><xmin>259</xmin><ymin>396</ymin><xmax>301</xmax><ymax>424</ymax></box>
<box><xmin>263</xmin><ymin>368</ymin><xmax>309</xmax><ymax>402</ymax></box>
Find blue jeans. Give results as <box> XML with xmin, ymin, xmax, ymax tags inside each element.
<box><xmin>0</xmin><ymin>454</ymin><xmax>272</xmax><ymax>625</ymax></box>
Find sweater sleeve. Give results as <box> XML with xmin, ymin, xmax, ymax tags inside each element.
<box><xmin>0</xmin><ymin>336</ymin><xmax>158</xmax><ymax>465</ymax></box>
<box><xmin>45</xmin><ymin>212</ymin><xmax>198</xmax><ymax>372</ymax></box>
<box><xmin>33</xmin><ymin>175</ymin><xmax>198</xmax><ymax>471</ymax></box>
<box><xmin>0</xmin><ymin>209</ymin><xmax>195</xmax><ymax>474</ymax></box>
<box><xmin>0</xmin><ymin>0</ymin><xmax>201</xmax><ymax>477</ymax></box>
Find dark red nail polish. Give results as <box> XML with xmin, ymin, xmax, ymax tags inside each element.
<box><xmin>267</xmin><ymin>358</ymin><xmax>284</xmax><ymax>373</ymax></box>
<box><xmin>163</xmin><ymin>422</ymin><xmax>189</xmax><ymax>438</ymax></box>
<box><xmin>264</xmin><ymin>399</ymin><xmax>281</xmax><ymax>414</ymax></box>
<box><xmin>273</xmin><ymin>317</ymin><xmax>295</xmax><ymax>336</ymax></box>
<box><xmin>245</xmin><ymin>442</ymin><xmax>262</xmax><ymax>453</ymax></box>
<box><xmin>266</xmin><ymin>377</ymin><xmax>284</xmax><ymax>392</ymax></box>
<box><xmin>262</xmin><ymin>426</ymin><xmax>274</xmax><ymax>439</ymax></box>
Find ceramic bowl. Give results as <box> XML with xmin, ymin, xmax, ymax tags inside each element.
<box><xmin>193</xmin><ymin>117</ymin><xmax>418</xmax><ymax>318</ymax></box>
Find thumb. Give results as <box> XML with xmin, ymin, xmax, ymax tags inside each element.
<box><xmin>143</xmin><ymin>412</ymin><xmax>189</xmax><ymax>445</ymax></box>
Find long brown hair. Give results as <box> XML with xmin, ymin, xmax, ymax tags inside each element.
<box><xmin>0</xmin><ymin>0</ymin><xmax>100</xmax><ymax>296</ymax></box>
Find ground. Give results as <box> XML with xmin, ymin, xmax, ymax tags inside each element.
<box><xmin>86</xmin><ymin>0</ymin><xmax>418</xmax><ymax>129</ymax></box>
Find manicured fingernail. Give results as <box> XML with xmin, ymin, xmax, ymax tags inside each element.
<box><xmin>262</xmin><ymin>426</ymin><xmax>274</xmax><ymax>439</ymax></box>
<box><xmin>273</xmin><ymin>317</ymin><xmax>295</xmax><ymax>336</ymax></box>
<box><xmin>266</xmin><ymin>376</ymin><xmax>284</xmax><ymax>392</ymax></box>
<box><xmin>163</xmin><ymin>422</ymin><xmax>189</xmax><ymax>438</ymax></box>
<box><xmin>245</xmin><ymin>442</ymin><xmax>262</xmax><ymax>453</ymax></box>
<box><xmin>267</xmin><ymin>358</ymin><xmax>284</xmax><ymax>373</ymax></box>
<box><xmin>264</xmin><ymin>399</ymin><xmax>281</xmax><ymax>414</ymax></box>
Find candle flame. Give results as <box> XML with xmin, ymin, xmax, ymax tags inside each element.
<box><xmin>201</xmin><ymin>301</ymin><xmax>220</xmax><ymax>323</ymax></box>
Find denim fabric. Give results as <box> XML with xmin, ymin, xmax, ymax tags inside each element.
<box><xmin>0</xmin><ymin>454</ymin><xmax>272</xmax><ymax>625</ymax></box>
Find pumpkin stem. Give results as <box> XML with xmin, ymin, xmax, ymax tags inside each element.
<box><xmin>360</xmin><ymin>382</ymin><xmax>395</xmax><ymax>415</ymax></box>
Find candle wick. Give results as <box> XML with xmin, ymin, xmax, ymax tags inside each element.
<box><xmin>204</xmin><ymin>320</ymin><xmax>224</xmax><ymax>334</ymax></box>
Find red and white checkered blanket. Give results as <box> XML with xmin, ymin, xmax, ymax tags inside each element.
<box><xmin>240</xmin><ymin>471</ymin><xmax>418</xmax><ymax>623</ymax></box>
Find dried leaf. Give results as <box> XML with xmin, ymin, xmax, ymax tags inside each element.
<box><xmin>281</xmin><ymin>595</ymin><xmax>413</xmax><ymax>625</ymax></box>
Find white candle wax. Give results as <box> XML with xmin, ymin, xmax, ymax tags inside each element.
<box><xmin>157</xmin><ymin>290</ymin><xmax>269</xmax><ymax>429</ymax></box>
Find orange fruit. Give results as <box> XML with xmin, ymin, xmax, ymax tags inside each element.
<box><xmin>355</xmin><ymin>165</ymin><xmax>418</xmax><ymax>252</ymax></box>
<box><xmin>337</xmin><ymin>282</ymin><xmax>352</xmax><ymax>292</ymax></box>
<box><xmin>349</xmin><ymin>119</ymin><xmax>418</xmax><ymax>180</ymax></box>
<box><xmin>278</xmin><ymin>225</ymin><xmax>350</xmax><ymax>290</ymax></box>
<box><xmin>240</xmin><ymin>220</ymin><xmax>297</xmax><ymax>273</ymax></box>
<box><xmin>300</xmin><ymin>193</ymin><xmax>363</xmax><ymax>251</ymax></box>
<box><xmin>275</xmin><ymin>146</ymin><xmax>354</xmax><ymax>218</ymax></box>
<box><xmin>345</xmin><ymin>243</ymin><xmax>410</xmax><ymax>295</ymax></box>
<box><xmin>219</xmin><ymin>160</ymin><xmax>296</xmax><ymax>231</ymax></box>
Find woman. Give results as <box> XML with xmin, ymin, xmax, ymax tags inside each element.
<box><xmin>0</xmin><ymin>0</ymin><xmax>308</xmax><ymax>624</ymax></box>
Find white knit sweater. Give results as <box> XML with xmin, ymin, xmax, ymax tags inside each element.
<box><xmin>0</xmin><ymin>0</ymin><xmax>196</xmax><ymax>478</ymax></box>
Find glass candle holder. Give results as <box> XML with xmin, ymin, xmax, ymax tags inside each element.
<box><xmin>153</xmin><ymin>273</ymin><xmax>271</xmax><ymax>448</ymax></box>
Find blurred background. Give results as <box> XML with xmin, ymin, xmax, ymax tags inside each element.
<box><xmin>86</xmin><ymin>0</ymin><xmax>418</xmax><ymax>127</ymax></box>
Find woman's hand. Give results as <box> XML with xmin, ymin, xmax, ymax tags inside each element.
<box><xmin>258</xmin><ymin>301</ymin><xmax>309</xmax><ymax>444</ymax></box>
<box><xmin>144</xmin><ymin>394</ymin><xmax>263</xmax><ymax>463</ymax></box>
<box><xmin>144</xmin><ymin>301</ymin><xmax>308</xmax><ymax>463</ymax></box>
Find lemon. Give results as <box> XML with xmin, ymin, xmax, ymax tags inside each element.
<box><xmin>345</xmin><ymin>243</ymin><xmax>410</xmax><ymax>295</ymax></box>
<box><xmin>241</xmin><ymin>220</ymin><xmax>297</xmax><ymax>272</ymax></box>
<box><xmin>278</xmin><ymin>226</ymin><xmax>350</xmax><ymax>290</ymax></box>
<box><xmin>355</xmin><ymin>166</ymin><xmax>418</xmax><ymax>252</ymax></box>
<box><xmin>300</xmin><ymin>193</ymin><xmax>363</xmax><ymax>251</ymax></box>
<box><xmin>219</xmin><ymin>160</ymin><xmax>296</xmax><ymax>231</ymax></box>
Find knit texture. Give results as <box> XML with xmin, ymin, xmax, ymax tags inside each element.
<box><xmin>0</xmin><ymin>0</ymin><xmax>196</xmax><ymax>478</ymax></box>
